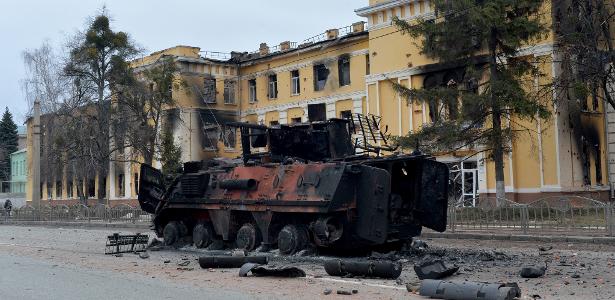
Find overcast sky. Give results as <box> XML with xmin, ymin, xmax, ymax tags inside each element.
<box><xmin>0</xmin><ymin>0</ymin><xmax>366</xmax><ymax>124</ymax></box>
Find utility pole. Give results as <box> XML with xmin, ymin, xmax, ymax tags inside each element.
<box><xmin>31</xmin><ymin>101</ymin><xmax>41</xmax><ymax>209</ymax></box>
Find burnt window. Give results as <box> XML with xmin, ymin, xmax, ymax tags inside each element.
<box><xmin>67</xmin><ymin>180</ymin><xmax>73</xmax><ymax>198</ymax></box>
<box><xmin>55</xmin><ymin>181</ymin><xmax>61</xmax><ymax>198</ymax></box>
<box><xmin>202</xmin><ymin>125</ymin><xmax>219</xmax><ymax>150</ymax></box>
<box><xmin>134</xmin><ymin>173</ymin><xmax>139</xmax><ymax>195</ymax></box>
<box><xmin>268</xmin><ymin>74</ymin><xmax>278</xmax><ymax>99</ymax></box>
<box><xmin>46</xmin><ymin>183</ymin><xmax>52</xmax><ymax>199</ymax></box>
<box><xmin>291</xmin><ymin>117</ymin><xmax>302</xmax><ymax>124</ymax></box>
<box><xmin>313</xmin><ymin>64</ymin><xmax>329</xmax><ymax>91</ymax></box>
<box><xmin>340</xmin><ymin>110</ymin><xmax>352</xmax><ymax>120</ymax></box>
<box><xmin>308</xmin><ymin>103</ymin><xmax>327</xmax><ymax>122</ymax></box>
<box><xmin>365</xmin><ymin>54</ymin><xmax>370</xmax><ymax>75</ymax></box>
<box><xmin>203</xmin><ymin>78</ymin><xmax>216</xmax><ymax>103</ymax></box>
<box><xmin>595</xmin><ymin>141</ymin><xmax>602</xmax><ymax>184</ymax></box>
<box><xmin>118</xmin><ymin>174</ymin><xmax>124</xmax><ymax>196</ymax></box>
<box><xmin>223</xmin><ymin>126</ymin><xmax>236</xmax><ymax>149</ymax></box>
<box><xmin>338</xmin><ymin>56</ymin><xmax>351</xmax><ymax>86</ymax></box>
<box><xmin>249</xmin><ymin>79</ymin><xmax>257</xmax><ymax>103</ymax></box>
<box><xmin>270</xmin><ymin>120</ymin><xmax>280</xmax><ymax>126</ymax></box>
<box><xmin>291</xmin><ymin>70</ymin><xmax>300</xmax><ymax>95</ymax></box>
<box><xmin>88</xmin><ymin>179</ymin><xmax>95</xmax><ymax>198</ymax></box>
<box><xmin>224</xmin><ymin>80</ymin><xmax>236</xmax><ymax>104</ymax></box>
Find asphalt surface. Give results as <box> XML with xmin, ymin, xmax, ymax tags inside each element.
<box><xmin>0</xmin><ymin>254</ymin><xmax>252</xmax><ymax>300</ymax></box>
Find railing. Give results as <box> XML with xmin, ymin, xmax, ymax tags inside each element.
<box><xmin>200</xmin><ymin>51</ymin><xmax>232</xmax><ymax>60</ymax></box>
<box><xmin>0</xmin><ymin>204</ymin><xmax>151</xmax><ymax>224</ymax></box>
<box><xmin>448</xmin><ymin>196</ymin><xmax>615</xmax><ymax>236</ymax></box>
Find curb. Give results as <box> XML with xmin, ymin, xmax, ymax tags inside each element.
<box><xmin>422</xmin><ymin>231</ymin><xmax>615</xmax><ymax>245</ymax></box>
<box><xmin>0</xmin><ymin>221</ymin><xmax>150</xmax><ymax>230</ymax></box>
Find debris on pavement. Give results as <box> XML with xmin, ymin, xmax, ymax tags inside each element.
<box><xmin>198</xmin><ymin>256</ymin><xmax>268</xmax><ymax>269</ymax></box>
<box><xmin>419</xmin><ymin>279</ymin><xmax>521</xmax><ymax>300</ymax></box>
<box><xmin>538</xmin><ymin>245</ymin><xmax>552</xmax><ymax>252</ymax></box>
<box><xmin>411</xmin><ymin>239</ymin><xmax>429</xmax><ymax>251</ymax></box>
<box><xmin>324</xmin><ymin>259</ymin><xmax>402</xmax><ymax>279</ymax></box>
<box><xmin>238</xmin><ymin>263</ymin><xmax>306</xmax><ymax>278</ymax></box>
<box><xmin>336</xmin><ymin>290</ymin><xmax>352</xmax><ymax>295</ymax></box>
<box><xmin>414</xmin><ymin>259</ymin><xmax>459</xmax><ymax>280</ymax></box>
<box><xmin>177</xmin><ymin>260</ymin><xmax>191</xmax><ymax>267</ymax></box>
<box><xmin>323</xmin><ymin>289</ymin><xmax>332</xmax><ymax>295</ymax></box>
<box><xmin>519</xmin><ymin>265</ymin><xmax>546</xmax><ymax>278</ymax></box>
<box><xmin>105</xmin><ymin>233</ymin><xmax>149</xmax><ymax>255</ymax></box>
<box><xmin>138</xmin><ymin>252</ymin><xmax>150</xmax><ymax>259</ymax></box>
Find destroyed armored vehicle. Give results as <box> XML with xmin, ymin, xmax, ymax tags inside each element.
<box><xmin>138</xmin><ymin>114</ymin><xmax>449</xmax><ymax>254</ymax></box>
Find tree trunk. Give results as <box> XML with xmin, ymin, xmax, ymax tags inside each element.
<box><xmin>489</xmin><ymin>27</ymin><xmax>506</xmax><ymax>205</ymax></box>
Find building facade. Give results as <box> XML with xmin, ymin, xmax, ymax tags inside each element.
<box><xmin>25</xmin><ymin>0</ymin><xmax>613</xmax><ymax>207</ymax></box>
<box><xmin>10</xmin><ymin>149</ymin><xmax>27</xmax><ymax>194</ymax></box>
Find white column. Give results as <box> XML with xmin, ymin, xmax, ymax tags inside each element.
<box><xmin>279</xmin><ymin>110</ymin><xmax>288</xmax><ymax>125</ymax></box>
<box><xmin>124</xmin><ymin>153</ymin><xmax>132</xmax><ymax>198</ymax></box>
<box><xmin>326</xmin><ymin>101</ymin><xmax>336</xmax><ymax>120</ymax></box>
<box><xmin>257</xmin><ymin>112</ymin><xmax>266</xmax><ymax>124</ymax></box>
<box><xmin>108</xmin><ymin>159</ymin><xmax>116</xmax><ymax>200</ymax></box>
<box><xmin>302</xmin><ymin>106</ymin><xmax>309</xmax><ymax>122</ymax></box>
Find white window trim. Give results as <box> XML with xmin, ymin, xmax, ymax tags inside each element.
<box><xmin>291</xmin><ymin>71</ymin><xmax>300</xmax><ymax>96</ymax></box>
<box><xmin>268</xmin><ymin>76</ymin><xmax>278</xmax><ymax>99</ymax></box>
<box><xmin>249</xmin><ymin>81</ymin><xmax>257</xmax><ymax>103</ymax></box>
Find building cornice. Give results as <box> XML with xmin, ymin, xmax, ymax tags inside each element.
<box><xmin>241</xmin><ymin>90</ymin><xmax>365</xmax><ymax>117</ymax></box>
<box><xmin>355</xmin><ymin>0</ymin><xmax>413</xmax><ymax>17</ymax></box>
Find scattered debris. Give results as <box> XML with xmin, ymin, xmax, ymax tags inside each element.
<box><xmin>163</xmin><ymin>260</ymin><xmax>170</xmax><ymax>263</ymax></box>
<box><xmin>238</xmin><ymin>263</ymin><xmax>306</xmax><ymax>278</ymax></box>
<box><xmin>406</xmin><ymin>283</ymin><xmax>421</xmax><ymax>293</ymax></box>
<box><xmin>414</xmin><ymin>259</ymin><xmax>459</xmax><ymax>280</ymax></box>
<box><xmin>177</xmin><ymin>267</ymin><xmax>194</xmax><ymax>271</ymax></box>
<box><xmin>105</xmin><ymin>233</ymin><xmax>149</xmax><ymax>255</ymax></box>
<box><xmin>231</xmin><ymin>250</ymin><xmax>247</xmax><ymax>257</ymax></box>
<box><xmin>324</xmin><ymin>259</ymin><xmax>402</xmax><ymax>279</ymax></box>
<box><xmin>114</xmin><ymin>253</ymin><xmax>123</xmax><ymax>257</ymax></box>
<box><xmin>177</xmin><ymin>261</ymin><xmax>191</xmax><ymax>267</ymax></box>
<box><xmin>539</xmin><ymin>245</ymin><xmax>553</xmax><ymax>252</ymax></box>
<box><xmin>571</xmin><ymin>273</ymin><xmax>581</xmax><ymax>279</ymax></box>
<box><xmin>323</xmin><ymin>289</ymin><xmax>332</xmax><ymax>295</ymax></box>
<box><xmin>520</xmin><ymin>265</ymin><xmax>546</xmax><ymax>278</ymax></box>
<box><xmin>198</xmin><ymin>256</ymin><xmax>268</xmax><ymax>269</ymax></box>
<box><xmin>138</xmin><ymin>252</ymin><xmax>150</xmax><ymax>259</ymax></box>
<box><xmin>337</xmin><ymin>290</ymin><xmax>352</xmax><ymax>295</ymax></box>
<box><xmin>411</xmin><ymin>239</ymin><xmax>429</xmax><ymax>251</ymax></box>
<box><xmin>419</xmin><ymin>279</ymin><xmax>521</xmax><ymax>300</ymax></box>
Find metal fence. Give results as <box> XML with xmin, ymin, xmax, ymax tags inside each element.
<box><xmin>448</xmin><ymin>196</ymin><xmax>615</xmax><ymax>236</ymax></box>
<box><xmin>0</xmin><ymin>204</ymin><xmax>151</xmax><ymax>224</ymax></box>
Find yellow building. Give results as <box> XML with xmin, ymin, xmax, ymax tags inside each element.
<box><xmin>25</xmin><ymin>0</ymin><xmax>612</xmax><ymax>207</ymax></box>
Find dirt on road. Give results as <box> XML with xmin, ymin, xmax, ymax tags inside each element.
<box><xmin>1</xmin><ymin>225</ymin><xmax>614</xmax><ymax>300</ymax></box>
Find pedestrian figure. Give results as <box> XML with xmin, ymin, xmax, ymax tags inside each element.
<box><xmin>4</xmin><ymin>199</ymin><xmax>12</xmax><ymax>218</ymax></box>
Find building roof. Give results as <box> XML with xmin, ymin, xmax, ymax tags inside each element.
<box><xmin>10</xmin><ymin>148</ymin><xmax>27</xmax><ymax>156</ymax></box>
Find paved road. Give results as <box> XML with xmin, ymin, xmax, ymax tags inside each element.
<box><xmin>0</xmin><ymin>254</ymin><xmax>251</xmax><ymax>300</ymax></box>
<box><xmin>0</xmin><ymin>225</ymin><xmax>413</xmax><ymax>300</ymax></box>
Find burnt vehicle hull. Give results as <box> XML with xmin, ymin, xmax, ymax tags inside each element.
<box><xmin>139</xmin><ymin>117</ymin><xmax>449</xmax><ymax>254</ymax></box>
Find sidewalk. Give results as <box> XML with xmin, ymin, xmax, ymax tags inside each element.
<box><xmin>0</xmin><ymin>220</ymin><xmax>149</xmax><ymax>230</ymax></box>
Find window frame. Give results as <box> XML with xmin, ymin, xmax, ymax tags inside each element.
<box><xmin>338</xmin><ymin>56</ymin><xmax>351</xmax><ymax>87</ymax></box>
<box><xmin>291</xmin><ymin>70</ymin><xmax>300</xmax><ymax>96</ymax></box>
<box><xmin>313</xmin><ymin>64</ymin><xmax>329</xmax><ymax>91</ymax></box>
<box><xmin>248</xmin><ymin>79</ymin><xmax>257</xmax><ymax>103</ymax></box>
<box><xmin>268</xmin><ymin>74</ymin><xmax>278</xmax><ymax>99</ymax></box>
<box><xmin>223</xmin><ymin>80</ymin><xmax>236</xmax><ymax>104</ymax></box>
<box><xmin>203</xmin><ymin>78</ymin><xmax>217</xmax><ymax>104</ymax></box>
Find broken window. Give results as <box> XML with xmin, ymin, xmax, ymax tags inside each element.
<box><xmin>224</xmin><ymin>80</ymin><xmax>236</xmax><ymax>104</ymax></box>
<box><xmin>249</xmin><ymin>79</ymin><xmax>257</xmax><ymax>103</ymax></box>
<box><xmin>338</xmin><ymin>56</ymin><xmax>351</xmax><ymax>86</ymax></box>
<box><xmin>270</xmin><ymin>120</ymin><xmax>280</xmax><ymax>126</ymax></box>
<box><xmin>203</xmin><ymin>78</ymin><xmax>216</xmax><ymax>103</ymax></box>
<box><xmin>291</xmin><ymin>70</ymin><xmax>300</xmax><ymax>95</ymax></box>
<box><xmin>308</xmin><ymin>103</ymin><xmax>327</xmax><ymax>122</ymax></box>
<box><xmin>291</xmin><ymin>117</ymin><xmax>302</xmax><ymax>124</ymax></box>
<box><xmin>366</xmin><ymin>54</ymin><xmax>370</xmax><ymax>75</ymax></box>
<box><xmin>313</xmin><ymin>64</ymin><xmax>329</xmax><ymax>91</ymax></box>
<box><xmin>268</xmin><ymin>74</ymin><xmax>278</xmax><ymax>99</ymax></box>
<box><xmin>134</xmin><ymin>173</ymin><xmax>139</xmax><ymax>195</ymax></box>
<box><xmin>223</xmin><ymin>126</ymin><xmax>237</xmax><ymax>149</ymax></box>
<box><xmin>202</xmin><ymin>124</ymin><xmax>219</xmax><ymax>150</ymax></box>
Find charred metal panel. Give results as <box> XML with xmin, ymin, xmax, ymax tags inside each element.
<box><xmin>181</xmin><ymin>173</ymin><xmax>209</xmax><ymax>196</ymax></box>
<box><xmin>138</xmin><ymin>164</ymin><xmax>165</xmax><ymax>214</ymax></box>
<box><xmin>415</xmin><ymin>160</ymin><xmax>449</xmax><ymax>232</ymax></box>
<box><xmin>356</xmin><ymin>166</ymin><xmax>390</xmax><ymax>243</ymax></box>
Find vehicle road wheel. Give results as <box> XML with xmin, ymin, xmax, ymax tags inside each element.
<box><xmin>277</xmin><ymin>224</ymin><xmax>308</xmax><ymax>255</ymax></box>
<box><xmin>163</xmin><ymin>221</ymin><xmax>180</xmax><ymax>246</ymax></box>
<box><xmin>193</xmin><ymin>223</ymin><xmax>214</xmax><ymax>248</ymax></box>
<box><xmin>235</xmin><ymin>223</ymin><xmax>262</xmax><ymax>251</ymax></box>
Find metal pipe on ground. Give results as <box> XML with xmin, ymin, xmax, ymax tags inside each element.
<box><xmin>198</xmin><ymin>256</ymin><xmax>268</xmax><ymax>268</ymax></box>
<box><xmin>324</xmin><ymin>259</ymin><xmax>402</xmax><ymax>279</ymax></box>
<box><xmin>419</xmin><ymin>279</ymin><xmax>521</xmax><ymax>300</ymax></box>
